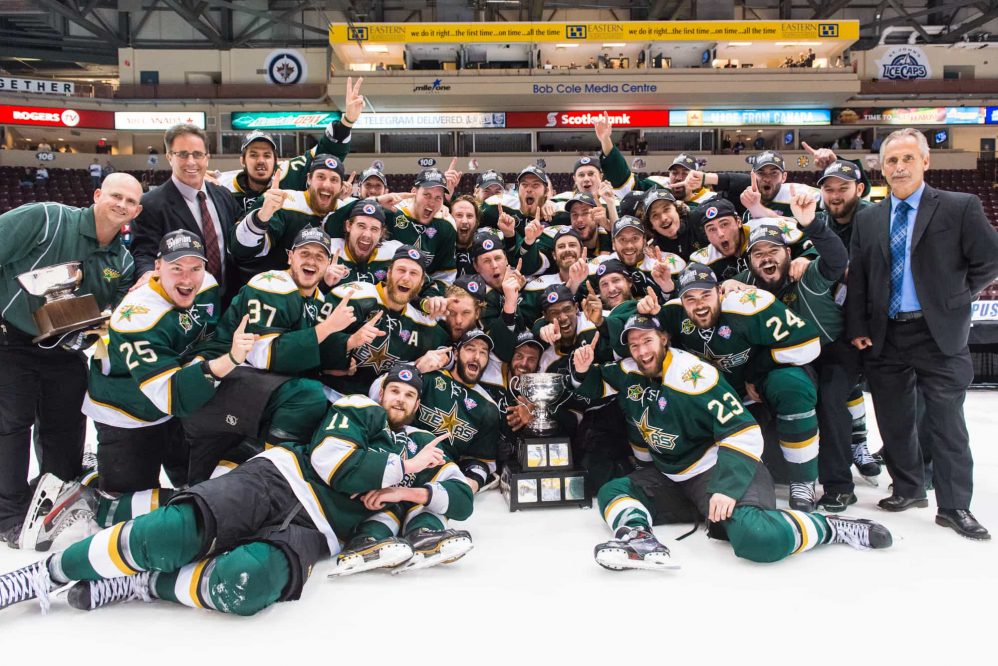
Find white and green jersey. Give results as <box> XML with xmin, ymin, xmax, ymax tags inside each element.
<box><xmin>688</xmin><ymin>218</ymin><xmax>806</xmax><ymax>281</ymax></box>
<box><xmin>744</xmin><ymin>183</ymin><xmax>820</xmax><ymax>221</ymax></box>
<box><xmin>83</xmin><ymin>276</ymin><xmax>220</xmax><ymax>427</ymax></box>
<box><xmin>573</xmin><ymin>346</ymin><xmax>765</xmax><ymax>501</ymax></box>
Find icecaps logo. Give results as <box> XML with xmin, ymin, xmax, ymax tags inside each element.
<box><xmin>877</xmin><ymin>47</ymin><xmax>930</xmax><ymax>81</ymax></box>
<box><xmin>705</xmin><ymin>206</ymin><xmax>718</xmax><ymax>220</ymax></box>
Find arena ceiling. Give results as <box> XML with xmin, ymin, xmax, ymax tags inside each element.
<box><xmin>0</xmin><ymin>0</ymin><xmax>996</xmax><ymax>76</ymax></box>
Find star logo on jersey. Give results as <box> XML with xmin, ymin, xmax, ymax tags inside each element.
<box><xmin>739</xmin><ymin>290</ymin><xmax>760</xmax><ymax>306</ymax></box>
<box><xmin>626</xmin><ymin>385</ymin><xmax>644</xmax><ymax>402</ymax></box>
<box><xmin>703</xmin><ymin>346</ymin><xmax>751</xmax><ymax>372</ymax></box>
<box><xmin>102</xmin><ymin>267</ymin><xmax>121</xmax><ymax>282</ymax></box>
<box><xmin>419</xmin><ymin>401</ymin><xmax>477</xmax><ymax>444</ymax></box>
<box><xmin>435</xmin><ymin>376</ymin><xmax>447</xmax><ymax>392</ymax></box>
<box><xmin>634</xmin><ymin>408</ymin><xmax>678</xmax><ymax>452</ymax></box>
<box><xmin>681</xmin><ymin>318</ymin><xmax>695</xmax><ymax>335</ymax></box>
<box><xmin>395</xmin><ymin>215</ymin><xmax>410</xmax><ymax>229</ymax></box>
<box><xmin>776</xmin><ymin>221</ymin><xmax>793</xmax><ymax>235</ymax></box>
<box><xmin>117</xmin><ymin>304</ymin><xmax>150</xmax><ymax>322</ymax></box>
<box><xmin>667</xmin><ymin>255</ymin><xmax>678</xmax><ymax>267</ymax></box>
<box><xmin>178</xmin><ymin>312</ymin><xmax>193</xmax><ymax>333</ymax></box>
<box><xmin>681</xmin><ymin>363</ymin><xmax>705</xmax><ymax>387</ymax></box>
<box><xmin>355</xmin><ymin>334</ymin><xmax>398</xmax><ymax>374</ymax></box>
<box><xmin>258</xmin><ymin>272</ymin><xmax>281</xmax><ymax>282</ymax></box>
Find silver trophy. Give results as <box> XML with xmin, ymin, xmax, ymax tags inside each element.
<box><xmin>17</xmin><ymin>261</ymin><xmax>108</xmax><ymax>342</ymax></box>
<box><xmin>510</xmin><ymin>372</ymin><xmax>566</xmax><ymax>436</ymax></box>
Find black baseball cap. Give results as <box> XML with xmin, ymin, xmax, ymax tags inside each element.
<box><xmin>818</xmin><ymin>160</ymin><xmax>862</xmax><ymax>185</ymax></box>
<box><xmin>291</xmin><ymin>226</ymin><xmax>332</xmax><ymax>255</ymax></box>
<box><xmin>669</xmin><ymin>153</ymin><xmax>699</xmax><ymax>172</ymax></box>
<box><xmin>552</xmin><ymin>226</ymin><xmax>583</xmax><ymax>246</ymax></box>
<box><xmin>573</xmin><ymin>156</ymin><xmax>602</xmax><ymax>174</ymax></box>
<box><xmin>476</xmin><ymin>170</ymin><xmax>505</xmax><ymax>190</ymax></box>
<box><xmin>620</xmin><ymin>314</ymin><xmax>661</xmax><ymax>345</ymax></box>
<box><xmin>747</xmin><ymin>224</ymin><xmax>788</xmax><ymax>251</ymax></box>
<box><xmin>541</xmin><ymin>284</ymin><xmax>576</xmax><ymax>310</ymax></box>
<box><xmin>349</xmin><ymin>199</ymin><xmax>387</xmax><ymax>226</ymax></box>
<box><xmin>565</xmin><ymin>192</ymin><xmax>598</xmax><ymax>214</ymax></box>
<box><xmin>240</xmin><ymin>130</ymin><xmax>277</xmax><ymax>153</ymax></box>
<box><xmin>692</xmin><ymin>199</ymin><xmax>739</xmax><ymax>228</ymax></box>
<box><xmin>750</xmin><ymin>150</ymin><xmax>785</xmax><ymax>172</ymax></box>
<box><xmin>470</xmin><ymin>231</ymin><xmax>504</xmax><ymax>260</ymax></box>
<box><xmin>677</xmin><ymin>262</ymin><xmax>718</xmax><ymax>296</ymax></box>
<box><xmin>361</xmin><ymin>167</ymin><xmax>388</xmax><ymax>186</ymax></box>
<box><xmin>612</xmin><ymin>215</ymin><xmax>645</xmax><ymax>238</ymax></box>
<box><xmin>595</xmin><ymin>258</ymin><xmax>630</xmax><ymax>282</ymax></box>
<box><xmin>619</xmin><ymin>190</ymin><xmax>647</xmax><ymax>218</ymax></box>
<box><xmin>642</xmin><ymin>189</ymin><xmax>677</xmax><ymax>220</ymax></box>
<box><xmin>158</xmin><ymin>229</ymin><xmax>206</xmax><ymax>263</ymax></box>
<box><xmin>384</xmin><ymin>363</ymin><xmax>423</xmax><ymax>393</ymax></box>
<box><xmin>517</xmin><ymin>165</ymin><xmax>548</xmax><ymax>185</ymax></box>
<box><xmin>414</xmin><ymin>168</ymin><xmax>449</xmax><ymax>193</ymax></box>
<box><xmin>391</xmin><ymin>245</ymin><xmax>431</xmax><ymax>272</ymax></box>
<box><xmin>309</xmin><ymin>154</ymin><xmax>346</xmax><ymax>178</ymax></box>
<box><xmin>453</xmin><ymin>274</ymin><xmax>487</xmax><ymax>302</ymax></box>
<box><xmin>514</xmin><ymin>329</ymin><xmax>545</xmax><ymax>353</ymax></box>
<box><xmin>457</xmin><ymin>327</ymin><xmax>494</xmax><ymax>352</ymax></box>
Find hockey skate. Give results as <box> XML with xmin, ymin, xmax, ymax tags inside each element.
<box><xmin>328</xmin><ymin>536</ymin><xmax>414</xmax><ymax>578</ymax></box>
<box><xmin>65</xmin><ymin>572</ymin><xmax>152</xmax><ymax>611</ymax></box>
<box><xmin>392</xmin><ymin>528</ymin><xmax>473</xmax><ymax>574</ymax></box>
<box><xmin>19</xmin><ymin>473</ymin><xmax>97</xmax><ymax>552</ymax></box>
<box><xmin>852</xmin><ymin>442</ymin><xmax>881</xmax><ymax>487</ymax></box>
<box><xmin>594</xmin><ymin>527</ymin><xmax>680</xmax><ymax>572</ymax></box>
<box><xmin>789</xmin><ymin>481</ymin><xmax>817</xmax><ymax>512</ymax></box>
<box><xmin>0</xmin><ymin>559</ymin><xmax>56</xmax><ymax>613</ymax></box>
<box><xmin>824</xmin><ymin>515</ymin><xmax>893</xmax><ymax>550</ymax></box>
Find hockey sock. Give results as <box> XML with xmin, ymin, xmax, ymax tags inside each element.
<box><xmin>54</xmin><ymin>503</ymin><xmax>203</xmax><ymax>581</ymax></box>
<box><xmin>725</xmin><ymin>506</ymin><xmax>829</xmax><ymax>563</ymax></box>
<box><xmin>95</xmin><ymin>488</ymin><xmax>177</xmax><ymax>528</ymax></box>
<box><xmin>597</xmin><ymin>478</ymin><xmax>653</xmax><ymax>532</ymax></box>
<box><xmin>403</xmin><ymin>507</ymin><xmax>446</xmax><ymax>535</ymax></box>
<box><xmin>153</xmin><ymin>542</ymin><xmax>289</xmax><ymax>616</ymax></box>
<box><xmin>765</xmin><ymin>368</ymin><xmax>819</xmax><ymax>483</ymax></box>
<box><xmin>847</xmin><ymin>388</ymin><xmax>867</xmax><ymax>446</ymax></box>
<box><xmin>352</xmin><ymin>510</ymin><xmax>402</xmax><ymax>542</ymax></box>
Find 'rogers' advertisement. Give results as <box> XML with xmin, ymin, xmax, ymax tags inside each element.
<box><xmin>505</xmin><ymin>110</ymin><xmax>669</xmax><ymax>128</ymax></box>
<box><xmin>0</xmin><ymin>104</ymin><xmax>115</xmax><ymax>129</ymax></box>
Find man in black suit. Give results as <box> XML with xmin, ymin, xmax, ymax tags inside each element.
<box><xmin>131</xmin><ymin>123</ymin><xmax>241</xmax><ymax>303</ymax></box>
<box><xmin>847</xmin><ymin>127</ymin><xmax>998</xmax><ymax>540</ymax></box>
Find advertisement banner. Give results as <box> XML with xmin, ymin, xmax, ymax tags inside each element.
<box><xmin>987</xmin><ymin>107</ymin><xmax>998</xmax><ymax>125</ymax></box>
<box><xmin>506</xmin><ymin>110</ymin><xmax>669</xmax><ymax>128</ymax></box>
<box><xmin>833</xmin><ymin>107</ymin><xmax>985</xmax><ymax>125</ymax></box>
<box><xmin>330</xmin><ymin>20</ymin><xmax>858</xmax><ymax>44</ymax></box>
<box><xmin>0</xmin><ymin>77</ymin><xmax>75</xmax><ymax>95</ymax></box>
<box><xmin>114</xmin><ymin>111</ymin><xmax>207</xmax><ymax>131</ymax></box>
<box><xmin>0</xmin><ymin>104</ymin><xmax>114</xmax><ymax>129</ymax></box>
<box><xmin>669</xmin><ymin>109</ymin><xmax>830</xmax><ymax>126</ymax></box>
<box><xmin>231</xmin><ymin>111</ymin><xmax>504</xmax><ymax>130</ymax></box>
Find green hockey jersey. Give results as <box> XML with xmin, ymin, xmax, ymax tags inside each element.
<box><xmin>328</xmin><ymin>237</ymin><xmax>404</xmax><ymax>287</ymax></box>
<box><xmin>83</xmin><ymin>276</ymin><xmax>220</xmax><ymax>427</ymax></box>
<box><xmin>657</xmin><ymin>288</ymin><xmax>821</xmax><ymax>397</ymax></box>
<box><xmin>383</xmin><ymin>200</ymin><xmax>457</xmax><ymax>288</ymax></box>
<box><xmin>688</xmin><ymin>217</ymin><xmax>808</xmax><ymax>281</ymax></box>
<box><xmin>573</xmin><ymin>347</ymin><xmax>764</xmax><ymax>501</ymax></box>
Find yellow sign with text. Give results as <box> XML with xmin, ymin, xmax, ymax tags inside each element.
<box><xmin>330</xmin><ymin>21</ymin><xmax>858</xmax><ymax>45</ymax></box>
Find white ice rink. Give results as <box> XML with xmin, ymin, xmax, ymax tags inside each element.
<box><xmin>2</xmin><ymin>390</ymin><xmax>996</xmax><ymax>663</ymax></box>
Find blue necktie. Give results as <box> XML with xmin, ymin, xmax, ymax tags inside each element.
<box><xmin>888</xmin><ymin>200</ymin><xmax>911</xmax><ymax>317</ymax></box>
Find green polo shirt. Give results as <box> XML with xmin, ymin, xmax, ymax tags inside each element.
<box><xmin>0</xmin><ymin>202</ymin><xmax>135</xmax><ymax>337</ymax></box>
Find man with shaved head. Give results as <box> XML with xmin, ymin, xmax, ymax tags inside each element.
<box><xmin>0</xmin><ymin>172</ymin><xmax>141</xmax><ymax>547</ymax></box>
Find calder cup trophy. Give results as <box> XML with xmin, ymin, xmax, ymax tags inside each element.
<box><xmin>17</xmin><ymin>261</ymin><xmax>109</xmax><ymax>343</ymax></box>
<box><xmin>510</xmin><ymin>372</ymin><xmax>565</xmax><ymax>436</ymax></box>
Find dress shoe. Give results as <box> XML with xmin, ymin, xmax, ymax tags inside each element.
<box><xmin>877</xmin><ymin>494</ymin><xmax>928</xmax><ymax>512</ymax></box>
<box><xmin>936</xmin><ymin>509</ymin><xmax>991</xmax><ymax>541</ymax></box>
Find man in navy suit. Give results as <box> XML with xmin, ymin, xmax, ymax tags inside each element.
<box><xmin>131</xmin><ymin>124</ymin><xmax>241</xmax><ymax>304</ymax></box>
<box><xmin>847</xmin><ymin>127</ymin><xmax>998</xmax><ymax>540</ymax></box>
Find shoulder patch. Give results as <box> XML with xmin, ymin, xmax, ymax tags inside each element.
<box><xmin>620</xmin><ymin>357</ymin><xmax>641</xmax><ymax>374</ymax></box>
<box><xmin>332</xmin><ymin>280</ymin><xmax>379</xmax><ymax>302</ymax></box>
<box><xmin>404</xmin><ymin>303</ymin><xmax>439</xmax><ymax>327</ymax></box>
<box><xmin>333</xmin><ymin>394</ymin><xmax>379</xmax><ymax>410</ymax></box>
<box><xmin>283</xmin><ymin>190</ymin><xmax>315</xmax><ymax>215</ymax></box>
<box><xmin>688</xmin><ymin>246</ymin><xmax>712</xmax><ymax>265</ymax></box>
<box><xmin>111</xmin><ymin>286</ymin><xmax>172</xmax><ymax>333</ymax></box>
<box><xmin>721</xmin><ymin>288</ymin><xmax>775</xmax><ymax>315</ymax></box>
<box><xmin>663</xmin><ymin>348</ymin><xmax>719</xmax><ymax>395</ymax></box>
<box><xmin>248</xmin><ymin>269</ymin><xmax>297</xmax><ymax>294</ymax></box>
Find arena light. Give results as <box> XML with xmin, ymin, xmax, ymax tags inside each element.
<box><xmin>362</xmin><ymin>44</ymin><xmax>389</xmax><ymax>53</ymax></box>
<box><xmin>602</xmin><ymin>43</ymin><xmax>626</xmax><ymax>47</ymax></box>
<box><xmin>776</xmin><ymin>42</ymin><xmax>822</xmax><ymax>46</ymax></box>
<box><xmin>728</xmin><ymin>42</ymin><xmax>753</xmax><ymax>46</ymax></box>
<box><xmin>555</xmin><ymin>43</ymin><xmax>580</xmax><ymax>48</ymax></box>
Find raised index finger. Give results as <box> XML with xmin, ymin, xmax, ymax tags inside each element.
<box><xmin>366</xmin><ymin>310</ymin><xmax>383</xmax><ymax>326</ymax></box>
<box><xmin>590</xmin><ymin>331</ymin><xmax>600</xmax><ymax>348</ymax></box>
<box><xmin>448</xmin><ymin>157</ymin><xmax>457</xmax><ymax>172</ymax></box>
<box><xmin>801</xmin><ymin>141</ymin><xmax>817</xmax><ymax>155</ymax></box>
<box><xmin>236</xmin><ymin>313</ymin><xmax>250</xmax><ymax>334</ymax></box>
<box><xmin>271</xmin><ymin>170</ymin><xmax>282</xmax><ymax>190</ymax></box>
<box><xmin>750</xmin><ymin>171</ymin><xmax>758</xmax><ymax>192</ymax></box>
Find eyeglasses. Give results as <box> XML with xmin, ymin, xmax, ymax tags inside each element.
<box><xmin>169</xmin><ymin>151</ymin><xmax>208</xmax><ymax>161</ymax></box>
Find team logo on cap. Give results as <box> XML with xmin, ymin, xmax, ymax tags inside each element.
<box><xmin>407</xmin><ymin>249</ymin><xmax>421</xmax><ymax>260</ymax></box>
<box><xmin>398</xmin><ymin>369</ymin><xmax>413</xmax><ymax>381</ymax></box>
<box><xmin>546</xmin><ymin>291</ymin><xmax>560</xmax><ymax>304</ymax></box>
<box><xmin>705</xmin><ymin>206</ymin><xmax>718</xmax><ymax>220</ymax></box>
<box><xmin>579</xmin><ymin>157</ymin><xmax>591</xmax><ymax>164</ymax></box>
<box><xmin>679</xmin><ymin>270</ymin><xmax>697</xmax><ymax>286</ymax></box>
<box><xmin>596</xmin><ymin>264</ymin><xmax>607</xmax><ymax>276</ymax></box>
<box><xmin>362</xmin><ymin>203</ymin><xmax>377</xmax><ymax>215</ymax></box>
<box><xmin>482</xmin><ymin>238</ymin><xmax>495</xmax><ymax>251</ymax></box>
<box><xmin>324</xmin><ymin>158</ymin><xmax>339</xmax><ymax>170</ymax></box>
<box><xmin>467</xmin><ymin>280</ymin><xmax>480</xmax><ymax>293</ymax></box>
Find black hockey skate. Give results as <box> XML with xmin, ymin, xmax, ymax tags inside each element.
<box><xmin>328</xmin><ymin>536</ymin><xmax>414</xmax><ymax>577</ymax></box>
<box><xmin>594</xmin><ymin>527</ymin><xmax>680</xmax><ymax>571</ymax></box>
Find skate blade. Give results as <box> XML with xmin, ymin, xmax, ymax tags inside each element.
<box><xmin>391</xmin><ymin>537</ymin><xmax>473</xmax><ymax>574</ymax></box>
<box><xmin>595</xmin><ymin>547</ymin><xmax>681</xmax><ymax>572</ymax></box>
<box><xmin>18</xmin><ymin>474</ymin><xmax>66</xmax><ymax>550</ymax></box>
<box><xmin>858</xmin><ymin>473</ymin><xmax>880</xmax><ymax>488</ymax></box>
<box><xmin>328</xmin><ymin>543</ymin><xmax>414</xmax><ymax>578</ymax></box>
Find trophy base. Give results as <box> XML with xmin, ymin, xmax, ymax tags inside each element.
<box><xmin>31</xmin><ymin>294</ymin><xmax>107</xmax><ymax>343</ymax></box>
<box><xmin>499</xmin><ymin>462</ymin><xmax>592</xmax><ymax>512</ymax></box>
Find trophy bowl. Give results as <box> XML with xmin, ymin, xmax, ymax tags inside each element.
<box><xmin>17</xmin><ymin>261</ymin><xmax>83</xmax><ymax>301</ymax></box>
<box><xmin>512</xmin><ymin>372</ymin><xmax>566</xmax><ymax>436</ymax></box>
